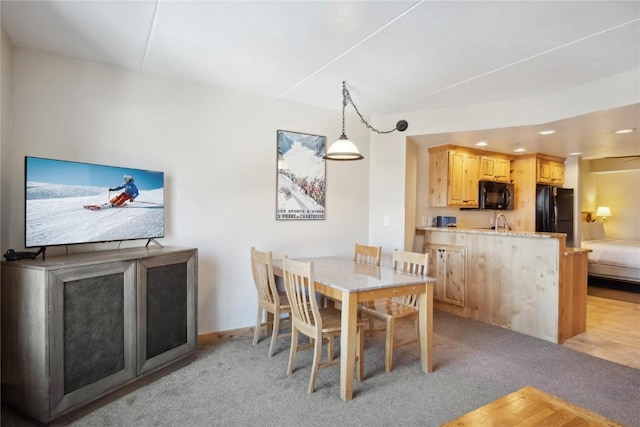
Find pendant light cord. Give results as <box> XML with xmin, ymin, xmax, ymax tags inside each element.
<box><xmin>341</xmin><ymin>83</ymin><xmax>348</xmax><ymax>137</ymax></box>
<box><xmin>342</xmin><ymin>81</ymin><xmax>406</xmax><ymax>134</ymax></box>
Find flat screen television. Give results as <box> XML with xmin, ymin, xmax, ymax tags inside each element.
<box><xmin>25</xmin><ymin>156</ymin><xmax>165</xmax><ymax>248</ymax></box>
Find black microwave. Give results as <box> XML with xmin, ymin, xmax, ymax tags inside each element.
<box><xmin>478</xmin><ymin>180</ymin><xmax>514</xmax><ymax>210</ymax></box>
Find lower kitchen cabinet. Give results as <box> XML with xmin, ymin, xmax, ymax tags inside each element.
<box><xmin>418</xmin><ymin>228</ymin><xmax>588</xmax><ymax>344</ymax></box>
<box><xmin>1</xmin><ymin>246</ymin><xmax>197</xmax><ymax>424</ymax></box>
<box><xmin>424</xmin><ymin>243</ymin><xmax>467</xmax><ymax>307</ymax></box>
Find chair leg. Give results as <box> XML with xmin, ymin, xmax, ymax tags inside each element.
<box><xmin>385</xmin><ymin>318</ymin><xmax>394</xmax><ymax>373</ymax></box>
<box><xmin>357</xmin><ymin>325</ymin><xmax>364</xmax><ymax>381</ymax></box>
<box><xmin>327</xmin><ymin>335</ymin><xmax>334</xmax><ymax>361</ymax></box>
<box><xmin>268</xmin><ymin>312</ymin><xmax>280</xmax><ymax>357</ymax></box>
<box><xmin>287</xmin><ymin>328</ymin><xmax>299</xmax><ymax>376</ymax></box>
<box><xmin>253</xmin><ymin>307</ymin><xmax>263</xmax><ymax>345</ymax></box>
<box><xmin>308</xmin><ymin>334</ymin><xmax>323</xmax><ymax>394</ymax></box>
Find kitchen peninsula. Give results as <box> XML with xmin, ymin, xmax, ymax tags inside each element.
<box><xmin>416</xmin><ymin>226</ymin><xmax>590</xmax><ymax>344</ymax></box>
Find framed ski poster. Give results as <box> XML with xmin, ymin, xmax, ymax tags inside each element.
<box><xmin>276</xmin><ymin>130</ymin><xmax>326</xmax><ymax>220</ymax></box>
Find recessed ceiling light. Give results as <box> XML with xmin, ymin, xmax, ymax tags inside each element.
<box><xmin>513</xmin><ymin>147</ymin><xmax>527</xmax><ymax>153</ymax></box>
<box><xmin>614</xmin><ymin>128</ymin><xmax>635</xmax><ymax>134</ymax></box>
<box><xmin>475</xmin><ymin>141</ymin><xmax>488</xmax><ymax>147</ymax></box>
<box><xmin>538</xmin><ymin>130</ymin><xmax>556</xmax><ymax>135</ymax></box>
<box><xmin>569</xmin><ymin>152</ymin><xmax>583</xmax><ymax>156</ymax></box>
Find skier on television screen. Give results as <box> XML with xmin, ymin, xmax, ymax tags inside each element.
<box><xmin>108</xmin><ymin>174</ymin><xmax>139</xmax><ymax>207</ymax></box>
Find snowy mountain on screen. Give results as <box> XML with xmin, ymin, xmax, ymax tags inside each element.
<box><xmin>27</xmin><ymin>181</ymin><xmax>106</xmax><ymax>200</ymax></box>
<box><xmin>26</xmin><ymin>182</ymin><xmax>164</xmax><ymax>247</ymax></box>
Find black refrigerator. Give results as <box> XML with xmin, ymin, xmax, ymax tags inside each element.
<box><xmin>536</xmin><ymin>186</ymin><xmax>574</xmax><ymax>247</ymax></box>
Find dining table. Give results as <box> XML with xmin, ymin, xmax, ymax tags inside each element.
<box><xmin>271</xmin><ymin>256</ymin><xmax>436</xmax><ymax>401</ymax></box>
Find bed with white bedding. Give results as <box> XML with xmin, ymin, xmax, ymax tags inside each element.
<box><xmin>581</xmin><ymin>222</ymin><xmax>640</xmax><ymax>283</ymax></box>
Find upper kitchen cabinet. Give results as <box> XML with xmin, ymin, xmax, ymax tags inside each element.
<box><xmin>479</xmin><ymin>155</ymin><xmax>511</xmax><ymax>183</ymax></box>
<box><xmin>537</xmin><ymin>158</ymin><xmax>565</xmax><ymax>186</ymax></box>
<box><xmin>428</xmin><ymin>146</ymin><xmax>479</xmax><ymax>207</ymax></box>
<box><xmin>428</xmin><ymin>145</ymin><xmax>515</xmax><ymax>207</ymax></box>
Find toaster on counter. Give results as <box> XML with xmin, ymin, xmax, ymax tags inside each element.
<box><xmin>433</xmin><ymin>216</ymin><xmax>457</xmax><ymax>227</ymax></box>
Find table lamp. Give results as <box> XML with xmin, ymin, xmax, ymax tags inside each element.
<box><xmin>595</xmin><ymin>206</ymin><xmax>612</xmax><ymax>223</ymax></box>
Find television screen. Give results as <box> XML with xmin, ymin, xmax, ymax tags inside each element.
<box><xmin>25</xmin><ymin>156</ymin><xmax>164</xmax><ymax>248</ymax></box>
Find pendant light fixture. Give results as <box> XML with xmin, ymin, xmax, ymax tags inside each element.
<box><xmin>323</xmin><ymin>81</ymin><xmax>409</xmax><ymax>161</ymax></box>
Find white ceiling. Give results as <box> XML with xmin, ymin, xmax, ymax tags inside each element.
<box><xmin>1</xmin><ymin>1</ymin><xmax>639</xmax><ymax>159</ymax></box>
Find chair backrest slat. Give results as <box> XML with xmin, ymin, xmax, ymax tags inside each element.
<box><xmin>392</xmin><ymin>249</ymin><xmax>429</xmax><ymax>306</ymax></box>
<box><xmin>354</xmin><ymin>243</ymin><xmax>382</xmax><ymax>266</ymax></box>
<box><xmin>283</xmin><ymin>257</ymin><xmax>321</xmax><ymax>334</ymax></box>
<box><xmin>251</xmin><ymin>247</ymin><xmax>279</xmax><ymax>308</ymax></box>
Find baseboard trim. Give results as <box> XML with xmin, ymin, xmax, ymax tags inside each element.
<box><xmin>198</xmin><ymin>326</ymin><xmax>255</xmax><ymax>345</ymax></box>
<box><xmin>197</xmin><ymin>318</ymin><xmax>292</xmax><ymax>345</ymax></box>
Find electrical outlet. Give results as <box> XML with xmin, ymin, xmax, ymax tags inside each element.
<box><xmin>383</xmin><ymin>216</ymin><xmax>390</xmax><ymax>227</ymax></box>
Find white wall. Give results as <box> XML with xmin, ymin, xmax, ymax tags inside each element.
<box><xmin>369</xmin><ymin>70</ymin><xmax>640</xmax><ymax>251</ymax></box>
<box><xmin>593</xmin><ymin>170</ymin><xmax>640</xmax><ymax>240</ymax></box>
<box><xmin>580</xmin><ymin>158</ymin><xmax>639</xmax><ymax>241</ymax></box>
<box><xmin>0</xmin><ymin>47</ymin><xmax>371</xmax><ymax>334</ymax></box>
<box><xmin>1</xmin><ymin>28</ymin><xmax>13</xmax><ymax>256</ymax></box>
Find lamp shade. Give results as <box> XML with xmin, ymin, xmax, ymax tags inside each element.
<box><xmin>323</xmin><ymin>134</ymin><xmax>364</xmax><ymax>161</ymax></box>
<box><xmin>595</xmin><ymin>206</ymin><xmax>612</xmax><ymax>218</ymax></box>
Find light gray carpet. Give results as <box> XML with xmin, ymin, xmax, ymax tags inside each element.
<box><xmin>3</xmin><ymin>311</ymin><xmax>639</xmax><ymax>426</ymax></box>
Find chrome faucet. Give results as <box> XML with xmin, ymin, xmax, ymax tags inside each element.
<box><xmin>495</xmin><ymin>213</ymin><xmax>509</xmax><ymax>232</ymax></box>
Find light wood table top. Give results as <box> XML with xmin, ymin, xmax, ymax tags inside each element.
<box><xmin>443</xmin><ymin>385</ymin><xmax>623</xmax><ymax>426</ymax></box>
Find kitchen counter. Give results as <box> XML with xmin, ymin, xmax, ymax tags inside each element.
<box><xmin>415</xmin><ymin>226</ymin><xmax>566</xmax><ymax>240</ymax></box>
<box><xmin>417</xmin><ymin>227</ymin><xmax>588</xmax><ymax>343</ymax></box>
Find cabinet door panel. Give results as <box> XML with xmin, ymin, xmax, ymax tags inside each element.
<box><xmin>49</xmin><ymin>261</ymin><xmax>136</xmax><ymax>416</ymax></box>
<box><xmin>443</xmin><ymin>246</ymin><xmax>466</xmax><ymax>307</ymax></box>
<box><xmin>550</xmin><ymin>162</ymin><xmax>564</xmax><ymax>185</ymax></box>
<box><xmin>137</xmin><ymin>251</ymin><xmax>197</xmax><ymax>374</ymax></box>
<box><xmin>448</xmin><ymin>152</ymin><xmax>466</xmax><ymax>204</ymax></box>
<box><xmin>448</xmin><ymin>151</ymin><xmax>479</xmax><ymax>206</ymax></box>
<box><xmin>63</xmin><ymin>272</ymin><xmax>125</xmax><ymax>393</ymax></box>
<box><xmin>537</xmin><ymin>160</ymin><xmax>551</xmax><ymax>183</ymax></box>
<box><xmin>480</xmin><ymin>157</ymin><xmax>496</xmax><ymax>179</ymax></box>
<box><xmin>146</xmin><ymin>263</ymin><xmax>188</xmax><ymax>358</ymax></box>
<box><xmin>495</xmin><ymin>158</ymin><xmax>511</xmax><ymax>182</ymax></box>
<box><xmin>424</xmin><ymin>245</ymin><xmax>443</xmax><ymax>299</ymax></box>
<box><xmin>463</xmin><ymin>156</ymin><xmax>479</xmax><ymax>205</ymax></box>
<box><xmin>424</xmin><ymin>244</ymin><xmax>466</xmax><ymax>308</ymax></box>
<box><xmin>480</xmin><ymin>156</ymin><xmax>511</xmax><ymax>182</ymax></box>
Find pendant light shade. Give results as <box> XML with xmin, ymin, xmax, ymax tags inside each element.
<box><xmin>325</xmin><ymin>134</ymin><xmax>364</xmax><ymax>161</ymax></box>
<box><xmin>323</xmin><ymin>81</ymin><xmax>408</xmax><ymax>161</ymax></box>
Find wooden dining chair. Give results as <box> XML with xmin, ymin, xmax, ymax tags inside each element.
<box><xmin>282</xmin><ymin>256</ymin><xmax>365</xmax><ymax>394</ymax></box>
<box><xmin>354</xmin><ymin>243</ymin><xmax>382</xmax><ymax>266</ymax></box>
<box><xmin>250</xmin><ymin>247</ymin><xmax>291</xmax><ymax>357</ymax></box>
<box><xmin>358</xmin><ymin>249</ymin><xmax>428</xmax><ymax>372</ymax></box>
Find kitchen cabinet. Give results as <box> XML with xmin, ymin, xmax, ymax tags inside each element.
<box><xmin>417</xmin><ymin>227</ymin><xmax>589</xmax><ymax>344</ymax></box>
<box><xmin>537</xmin><ymin>159</ymin><xmax>564</xmax><ymax>185</ymax></box>
<box><xmin>449</xmin><ymin>150</ymin><xmax>479</xmax><ymax>206</ymax></box>
<box><xmin>428</xmin><ymin>147</ymin><xmax>479</xmax><ymax>207</ymax></box>
<box><xmin>1</xmin><ymin>246</ymin><xmax>197</xmax><ymax>423</ymax></box>
<box><xmin>424</xmin><ymin>243</ymin><xmax>466</xmax><ymax>307</ymax></box>
<box><xmin>479</xmin><ymin>155</ymin><xmax>511</xmax><ymax>183</ymax></box>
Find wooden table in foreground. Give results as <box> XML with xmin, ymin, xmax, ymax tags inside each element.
<box><xmin>443</xmin><ymin>385</ymin><xmax>623</xmax><ymax>426</ymax></box>
<box><xmin>272</xmin><ymin>256</ymin><xmax>435</xmax><ymax>401</ymax></box>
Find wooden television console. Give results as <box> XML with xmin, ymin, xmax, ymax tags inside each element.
<box><xmin>1</xmin><ymin>246</ymin><xmax>197</xmax><ymax>424</ymax></box>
